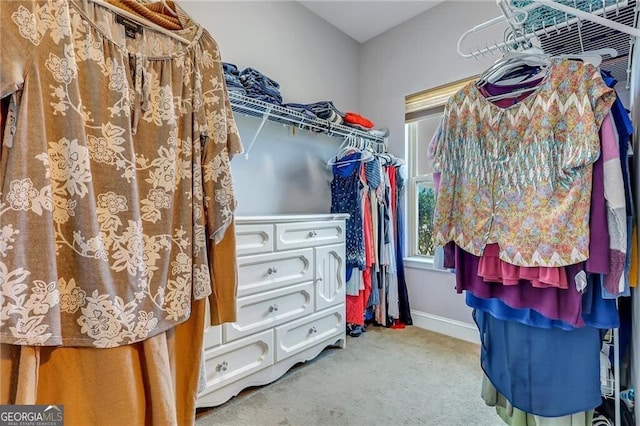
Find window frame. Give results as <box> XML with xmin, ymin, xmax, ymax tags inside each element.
<box><xmin>404</xmin><ymin>76</ymin><xmax>477</xmax><ymax>265</ymax></box>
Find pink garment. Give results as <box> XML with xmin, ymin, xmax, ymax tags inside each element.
<box><xmin>600</xmin><ymin>114</ymin><xmax>627</xmax><ymax>295</ymax></box>
<box><xmin>478</xmin><ymin>244</ymin><xmax>568</xmax><ymax>289</ymax></box>
<box><xmin>362</xmin><ymin>168</ymin><xmax>375</xmax><ymax>268</ymax></box>
<box><xmin>346</xmin><ymin>168</ymin><xmax>376</xmax><ymax>326</ymax></box>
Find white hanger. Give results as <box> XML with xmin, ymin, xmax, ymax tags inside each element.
<box><xmin>479</xmin><ymin>48</ymin><xmax>549</xmax><ymax>85</ymax></box>
<box><xmin>327</xmin><ymin>135</ymin><xmax>374</xmax><ymax>166</ymax></box>
<box><xmin>86</xmin><ymin>0</ymin><xmax>190</xmax><ymax>45</ymax></box>
<box><xmin>327</xmin><ymin>149</ymin><xmax>374</xmax><ymax>166</ymax></box>
<box><xmin>480</xmin><ymin>45</ymin><xmax>618</xmax><ymax>98</ymax></box>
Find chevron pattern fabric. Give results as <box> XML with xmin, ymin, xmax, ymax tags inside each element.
<box><xmin>430</xmin><ymin>58</ymin><xmax>616</xmax><ymax>267</ymax></box>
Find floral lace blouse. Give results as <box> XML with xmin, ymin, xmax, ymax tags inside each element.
<box><xmin>429</xmin><ymin>59</ymin><xmax>615</xmax><ymax>267</ymax></box>
<box><xmin>0</xmin><ymin>0</ymin><xmax>243</xmax><ymax>347</ymax></box>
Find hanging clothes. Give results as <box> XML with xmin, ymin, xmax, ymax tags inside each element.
<box><xmin>1</xmin><ymin>1</ymin><xmax>242</xmax><ymax>423</ymax></box>
<box><xmin>430</xmin><ymin>55</ymin><xmax>635</xmax><ymax>423</ymax></box>
<box><xmin>331</xmin><ymin>151</ymin><xmax>365</xmax><ymax>272</ymax></box>
<box><xmin>395</xmin><ymin>168</ymin><xmax>413</xmax><ymax>326</ymax></box>
<box><xmin>430</xmin><ymin>58</ymin><xmax>616</xmax><ymax>267</ymax></box>
<box><xmin>0</xmin><ymin>0</ymin><xmax>242</xmax><ymax>348</ymax></box>
<box><xmin>330</xmin><ymin>146</ymin><xmax>411</xmax><ymax>330</ymax></box>
<box><xmin>474</xmin><ymin>309</ymin><xmax>603</xmax><ymax>417</ymax></box>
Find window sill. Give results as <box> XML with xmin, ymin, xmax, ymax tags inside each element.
<box><xmin>403</xmin><ymin>256</ymin><xmax>453</xmax><ymax>274</ymax></box>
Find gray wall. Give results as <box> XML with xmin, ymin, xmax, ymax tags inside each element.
<box><xmin>179</xmin><ymin>1</ymin><xmax>359</xmax><ymax>216</ymax></box>
<box><xmin>181</xmin><ymin>1</ymin><xmax>360</xmax><ymax>110</ymax></box>
<box><xmin>229</xmin><ymin>115</ymin><xmax>340</xmax><ymax>215</ymax></box>
<box><xmin>183</xmin><ymin>1</ymin><xmax>596</xmax><ymax>332</ymax></box>
<box><xmin>358</xmin><ymin>1</ymin><xmax>506</xmax><ymax>328</ymax></box>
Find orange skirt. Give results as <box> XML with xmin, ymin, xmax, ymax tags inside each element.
<box><xmin>0</xmin><ymin>298</ymin><xmax>206</xmax><ymax>426</ymax></box>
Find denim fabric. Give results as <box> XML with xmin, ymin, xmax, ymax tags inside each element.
<box><xmin>276</xmin><ymin>104</ymin><xmax>318</xmax><ymax>120</ymax></box>
<box><xmin>282</xmin><ymin>101</ymin><xmax>345</xmax><ymax>124</ymax></box>
<box><xmin>239</xmin><ymin>67</ymin><xmax>283</xmax><ymax>105</ymax></box>
<box><xmin>222</xmin><ymin>62</ymin><xmax>246</xmax><ymax>95</ymax></box>
<box><xmin>222</xmin><ymin>62</ymin><xmax>240</xmax><ymax>76</ymax></box>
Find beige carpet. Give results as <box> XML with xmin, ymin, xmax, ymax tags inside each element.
<box><xmin>195</xmin><ymin>325</ymin><xmax>504</xmax><ymax>426</ymax></box>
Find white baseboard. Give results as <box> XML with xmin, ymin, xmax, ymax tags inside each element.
<box><xmin>410</xmin><ymin>310</ymin><xmax>480</xmax><ymax>345</ymax></box>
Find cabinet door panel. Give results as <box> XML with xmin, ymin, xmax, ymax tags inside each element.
<box><xmin>314</xmin><ymin>244</ymin><xmax>345</xmax><ymax>310</ymax></box>
<box><xmin>275</xmin><ymin>221</ymin><xmax>344</xmax><ymax>250</ymax></box>
<box><xmin>274</xmin><ymin>305</ymin><xmax>345</xmax><ymax>362</ymax></box>
<box><xmin>237</xmin><ymin>249</ymin><xmax>313</xmax><ymax>297</ymax></box>
<box><xmin>236</xmin><ymin>224</ymin><xmax>274</xmax><ymax>256</ymax></box>
<box><xmin>224</xmin><ymin>282</ymin><xmax>314</xmax><ymax>342</ymax></box>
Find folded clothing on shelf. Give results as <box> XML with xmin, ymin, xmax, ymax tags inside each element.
<box><xmin>368</xmin><ymin>128</ymin><xmax>389</xmax><ymax>138</ymax></box>
<box><xmin>344</xmin><ymin>112</ymin><xmax>374</xmax><ymax>129</ymax></box>
<box><xmin>239</xmin><ymin>67</ymin><xmax>283</xmax><ymax>105</ymax></box>
<box><xmin>281</xmin><ymin>101</ymin><xmax>345</xmax><ymax>124</ymax></box>
<box><xmin>222</xmin><ymin>62</ymin><xmax>246</xmax><ymax>95</ymax></box>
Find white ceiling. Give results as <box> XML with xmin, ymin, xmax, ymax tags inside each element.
<box><xmin>298</xmin><ymin>1</ymin><xmax>445</xmax><ymax>43</ymax></box>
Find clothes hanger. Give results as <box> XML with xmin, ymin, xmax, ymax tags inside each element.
<box><xmin>327</xmin><ymin>149</ymin><xmax>374</xmax><ymax>166</ymax></box>
<box><xmin>480</xmin><ymin>46</ymin><xmax>618</xmax><ymax>101</ymax></box>
<box><xmin>136</xmin><ymin>0</ymin><xmax>182</xmax><ymax>25</ymax></box>
<box><xmin>477</xmin><ymin>47</ymin><xmax>549</xmax><ymax>86</ymax></box>
<box><xmin>327</xmin><ymin>135</ymin><xmax>375</xmax><ymax>166</ymax></box>
<box><xmin>87</xmin><ymin>0</ymin><xmax>189</xmax><ymax>43</ymax></box>
<box><xmin>108</xmin><ymin>0</ymin><xmax>183</xmax><ymax>29</ymax></box>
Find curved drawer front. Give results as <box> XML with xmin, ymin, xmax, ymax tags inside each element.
<box><xmin>237</xmin><ymin>248</ymin><xmax>313</xmax><ymax>297</ymax></box>
<box><xmin>199</xmin><ymin>330</ymin><xmax>274</xmax><ymax>392</ymax></box>
<box><xmin>275</xmin><ymin>220</ymin><xmax>345</xmax><ymax>250</ymax></box>
<box><xmin>236</xmin><ymin>224</ymin><xmax>274</xmax><ymax>256</ymax></box>
<box><xmin>274</xmin><ymin>304</ymin><xmax>345</xmax><ymax>362</ymax></box>
<box><xmin>204</xmin><ymin>325</ymin><xmax>222</xmax><ymax>350</ymax></box>
<box><xmin>224</xmin><ymin>282</ymin><xmax>314</xmax><ymax>342</ymax></box>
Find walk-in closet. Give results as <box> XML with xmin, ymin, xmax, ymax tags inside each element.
<box><xmin>0</xmin><ymin>1</ymin><xmax>637</xmax><ymax>425</ymax></box>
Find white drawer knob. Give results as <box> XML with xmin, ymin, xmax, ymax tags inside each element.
<box><xmin>267</xmin><ymin>267</ymin><xmax>278</xmax><ymax>275</ymax></box>
<box><xmin>308</xmin><ymin>326</ymin><xmax>317</xmax><ymax>334</ymax></box>
<box><xmin>216</xmin><ymin>361</ymin><xmax>229</xmax><ymax>372</ymax></box>
<box><xmin>307</xmin><ymin>230</ymin><xmax>317</xmax><ymax>238</ymax></box>
<box><xmin>268</xmin><ymin>304</ymin><xmax>279</xmax><ymax>312</ymax></box>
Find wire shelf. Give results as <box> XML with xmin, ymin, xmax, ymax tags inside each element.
<box><xmin>228</xmin><ymin>91</ymin><xmax>387</xmax><ymax>144</ymax></box>
<box><xmin>511</xmin><ymin>0</ymin><xmax>622</xmax><ymax>33</ymax></box>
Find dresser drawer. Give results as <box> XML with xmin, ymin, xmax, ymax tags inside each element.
<box><xmin>203</xmin><ymin>300</ymin><xmax>222</xmax><ymax>349</ymax></box>
<box><xmin>275</xmin><ymin>220</ymin><xmax>345</xmax><ymax>250</ymax></box>
<box><xmin>236</xmin><ymin>224</ymin><xmax>274</xmax><ymax>256</ymax></box>
<box><xmin>204</xmin><ymin>325</ymin><xmax>222</xmax><ymax>349</ymax></box>
<box><xmin>274</xmin><ymin>304</ymin><xmax>345</xmax><ymax>362</ymax></box>
<box><xmin>224</xmin><ymin>282</ymin><xmax>314</xmax><ymax>342</ymax></box>
<box><xmin>237</xmin><ymin>248</ymin><xmax>313</xmax><ymax>297</ymax></box>
<box><xmin>200</xmin><ymin>330</ymin><xmax>274</xmax><ymax>392</ymax></box>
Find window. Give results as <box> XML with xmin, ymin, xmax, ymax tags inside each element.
<box><xmin>405</xmin><ymin>77</ymin><xmax>477</xmax><ymax>261</ymax></box>
<box><xmin>406</xmin><ymin>117</ymin><xmax>439</xmax><ymax>257</ymax></box>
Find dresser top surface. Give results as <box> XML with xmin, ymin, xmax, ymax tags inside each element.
<box><xmin>236</xmin><ymin>214</ymin><xmax>349</xmax><ymax>224</ymax></box>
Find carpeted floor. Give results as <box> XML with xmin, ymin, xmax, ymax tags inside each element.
<box><xmin>195</xmin><ymin>325</ymin><xmax>503</xmax><ymax>426</ymax></box>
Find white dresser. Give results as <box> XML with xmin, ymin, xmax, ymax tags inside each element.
<box><xmin>196</xmin><ymin>214</ymin><xmax>348</xmax><ymax>407</ymax></box>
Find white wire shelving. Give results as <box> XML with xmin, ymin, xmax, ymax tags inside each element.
<box><xmin>228</xmin><ymin>91</ymin><xmax>387</xmax><ymax>159</ymax></box>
